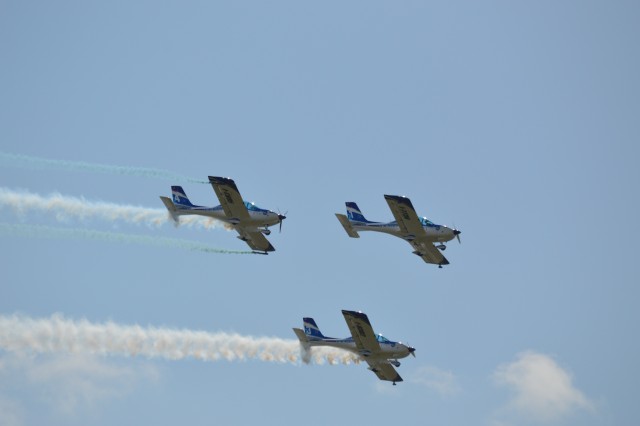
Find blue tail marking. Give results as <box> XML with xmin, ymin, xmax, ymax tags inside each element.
<box><xmin>303</xmin><ymin>317</ymin><xmax>326</xmax><ymax>339</ymax></box>
<box><xmin>346</xmin><ymin>202</ymin><xmax>371</xmax><ymax>223</ymax></box>
<box><xmin>171</xmin><ymin>186</ymin><xmax>196</xmax><ymax>207</ymax></box>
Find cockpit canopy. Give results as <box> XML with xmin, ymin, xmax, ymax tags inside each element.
<box><xmin>420</xmin><ymin>217</ymin><xmax>435</xmax><ymax>227</ymax></box>
<box><xmin>376</xmin><ymin>334</ymin><xmax>391</xmax><ymax>344</ymax></box>
<box><xmin>244</xmin><ymin>201</ymin><xmax>267</xmax><ymax>212</ymax></box>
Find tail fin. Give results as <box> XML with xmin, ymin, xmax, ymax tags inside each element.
<box><xmin>303</xmin><ymin>317</ymin><xmax>326</xmax><ymax>339</ymax></box>
<box><xmin>171</xmin><ymin>186</ymin><xmax>195</xmax><ymax>207</ymax></box>
<box><xmin>346</xmin><ymin>202</ymin><xmax>370</xmax><ymax>223</ymax></box>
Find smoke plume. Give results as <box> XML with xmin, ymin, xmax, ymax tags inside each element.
<box><xmin>0</xmin><ymin>314</ymin><xmax>360</xmax><ymax>366</ymax></box>
<box><xmin>0</xmin><ymin>187</ymin><xmax>220</xmax><ymax>230</ymax></box>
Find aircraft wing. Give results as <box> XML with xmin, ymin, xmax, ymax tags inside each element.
<box><xmin>209</xmin><ymin>176</ymin><xmax>275</xmax><ymax>252</ymax></box>
<box><xmin>365</xmin><ymin>360</ymin><xmax>403</xmax><ymax>383</ymax></box>
<box><xmin>341</xmin><ymin>310</ymin><xmax>382</xmax><ymax>355</ymax></box>
<box><xmin>208</xmin><ymin>176</ymin><xmax>251</xmax><ymax>222</ymax></box>
<box><xmin>236</xmin><ymin>227</ymin><xmax>275</xmax><ymax>252</ymax></box>
<box><xmin>410</xmin><ymin>239</ymin><xmax>450</xmax><ymax>265</ymax></box>
<box><xmin>384</xmin><ymin>195</ymin><xmax>426</xmax><ymax>237</ymax></box>
<box><xmin>384</xmin><ymin>195</ymin><xmax>449</xmax><ymax>265</ymax></box>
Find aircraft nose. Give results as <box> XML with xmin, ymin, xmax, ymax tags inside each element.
<box><xmin>277</xmin><ymin>213</ymin><xmax>286</xmax><ymax>233</ymax></box>
<box><xmin>408</xmin><ymin>346</ymin><xmax>416</xmax><ymax>357</ymax></box>
<box><xmin>452</xmin><ymin>228</ymin><xmax>461</xmax><ymax>244</ymax></box>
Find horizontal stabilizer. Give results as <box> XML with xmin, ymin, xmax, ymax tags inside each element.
<box><xmin>292</xmin><ymin>328</ymin><xmax>311</xmax><ymax>351</ymax></box>
<box><xmin>292</xmin><ymin>328</ymin><xmax>308</xmax><ymax>343</ymax></box>
<box><xmin>159</xmin><ymin>196</ymin><xmax>179</xmax><ymax>223</ymax></box>
<box><xmin>335</xmin><ymin>214</ymin><xmax>360</xmax><ymax>238</ymax></box>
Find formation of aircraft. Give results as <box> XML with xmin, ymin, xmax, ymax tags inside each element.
<box><xmin>293</xmin><ymin>310</ymin><xmax>415</xmax><ymax>385</ymax></box>
<box><xmin>162</xmin><ymin>176</ymin><xmax>460</xmax><ymax>384</ymax></box>
<box><xmin>335</xmin><ymin>195</ymin><xmax>461</xmax><ymax>267</ymax></box>
<box><xmin>160</xmin><ymin>176</ymin><xmax>286</xmax><ymax>253</ymax></box>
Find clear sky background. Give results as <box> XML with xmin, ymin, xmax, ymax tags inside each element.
<box><xmin>1</xmin><ymin>1</ymin><xmax>639</xmax><ymax>425</ymax></box>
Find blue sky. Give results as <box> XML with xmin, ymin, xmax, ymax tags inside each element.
<box><xmin>1</xmin><ymin>1</ymin><xmax>639</xmax><ymax>425</ymax></box>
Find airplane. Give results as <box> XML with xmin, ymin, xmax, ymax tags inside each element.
<box><xmin>293</xmin><ymin>310</ymin><xmax>415</xmax><ymax>385</ymax></box>
<box><xmin>335</xmin><ymin>195</ymin><xmax>461</xmax><ymax>267</ymax></box>
<box><xmin>160</xmin><ymin>176</ymin><xmax>286</xmax><ymax>253</ymax></box>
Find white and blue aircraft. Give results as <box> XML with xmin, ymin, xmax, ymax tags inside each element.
<box><xmin>293</xmin><ymin>310</ymin><xmax>416</xmax><ymax>385</ymax></box>
<box><xmin>335</xmin><ymin>195</ymin><xmax>461</xmax><ymax>267</ymax></box>
<box><xmin>160</xmin><ymin>176</ymin><xmax>286</xmax><ymax>253</ymax></box>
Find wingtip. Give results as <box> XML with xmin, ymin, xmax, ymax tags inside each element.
<box><xmin>208</xmin><ymin>176</ymin><xmax>241</xmax><ymax>193</ymax></box>
<box><xmin>208</xmin><ymin>176</ymin><xmax>232</xmax><ymax>183</ymax></box>
<box><xmin>384</xmin><ymin>194</ymin><xmax>413</xmax><ymax>206</ymax></box>
<box><xmin>341</xmin><ymin>310</ymin><xmax>370</xmax><ymax>323</ymax></box>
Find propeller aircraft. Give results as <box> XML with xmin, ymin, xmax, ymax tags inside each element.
<box><xmin>335</xmin><ymin>195</ymin><xmax>461</xmax><ymax>267</ymax></box>
<box><xmin>160</xmin><ymin>176</ymin><xmax>286</xmax><ymax>253</ymax></box>
<box><xmin>293</xmin><ymin>310</ymin><xmax>416</xmax><ymax>385</ymax></box>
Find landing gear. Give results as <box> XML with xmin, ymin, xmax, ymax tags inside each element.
<box><xmin>390</xmin><ymin>360</ymin><xmax>400</xmax><ymax>367</ymax></box>
<box><xmin>393</xmin><ymin>381</ymin><xmax>397</xmax><ymax>386</ymax></box>
<box><xmin>436</xmin><ymin>244</ymin><xmax>446</xmax><ymax>251</ymax></box>
<box><xmin>438</xmin><ymin>264</ymin><xmax>443</xmax><ymax>269</ymax></box>
<box><xmin>262</xmin><ymin>228</ymin><xmax>271</xmax><ymax>236</ymax></box>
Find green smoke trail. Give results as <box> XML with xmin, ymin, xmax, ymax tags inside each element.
<box><xmin>0</xmin><ymin>223</ymin><xmax>253</xmax><ymax>255</ymax></box>
<box><xmin>0</xmin><ymin>151</ymin><xmax>207</xmax><ymax>184</ymax></box>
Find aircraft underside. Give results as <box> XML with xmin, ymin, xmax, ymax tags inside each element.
<box><xmin>351</xmin><ymin>224</ymin><xmax>450</xmax><ymax>243</ymax></box>
<box><xmin>175</xmin><ymin>208</ymin><xmax>280</xmax><ymax>229</ymax></box>
<box><xmin>306</xmin><ymin>340</ymin><xmax>408</xmax><ymax>360</ymax></box>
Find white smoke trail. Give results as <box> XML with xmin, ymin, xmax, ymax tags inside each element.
<box><xmin>0</xmin><ymin>314</ymin><xmax>361</xmax><ymax>366</ymax></box>
<box><xmin>0</xmin><ymin>187</ymin><xmax>220</xmax><ymax>230</ymax></box>
<box><xmin>0</xmin><ymin>223</ymin><xmax>253</xmax><ymax>254</ymax></box>
<box><xmin>0</xmin><ymin>151</ymin><xmax>207</xmax><ymax>184</ymax></box>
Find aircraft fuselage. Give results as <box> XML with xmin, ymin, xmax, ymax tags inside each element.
<box><xmin>173</xmin><ymin>205</ymin><xmax>281</xmax><ymax>229</ymax></box>
<box><xmin>350</xmin><ymin>220</ymin><xmax>458</xmax><ymax>243</ymax></box>
<box><xmin>305</xmin><ymin>337</ymin><xmax>413</xmax><ymax>361</ymax></box>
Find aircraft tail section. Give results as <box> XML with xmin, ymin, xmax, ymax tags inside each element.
<box><xmin>159</xmin><ymin>196</ymin><xmax>180</xmax><ymax>223</ymax></box>
<box><xmin>335</xmin><ymin>213</ymin><xmax>360</xmax><ymax>238</ymax></box>
<box><xmin>171</xmin><ymin>186</ymin><xmax>196</xmax><ymax>207</ymax></box>
<box><xmin>292</xmin><ymin>328</ymin><xmax>312</xmax><ymax>354</ymax></box>
<box><xmin>303</xmin><ymin>317</ymin><xmax>326</xmax><ymax>339</ymax></box>
<box><xmin>346</xmin><ymin>202</ymin><xmax>371</xmax><ymax>223</ymax></box>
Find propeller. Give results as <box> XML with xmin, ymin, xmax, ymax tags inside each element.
<box><xmin>408</xmin><ymin>345</ymin><xmax>416</xmax><ymax>358</ymax></box>
<box><xmin>277</xmin><ymin>209</ymin><xmax>287</xmax><ymax>233</ymax></box>
<box><xmin>452</xmin><ymin>223</ymin><xmax>462</xmax><ymax>244</ymax></box>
